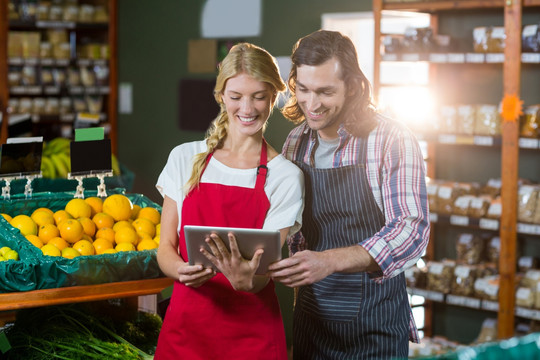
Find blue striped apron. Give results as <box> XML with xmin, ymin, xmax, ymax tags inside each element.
<box><xmin>292</xmin><ymin>135</ymin><xmax>410</xmax><ymax>359</ymax></box>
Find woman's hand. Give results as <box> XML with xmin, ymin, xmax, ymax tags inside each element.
<box><xmin>177</xmin><ymin>261</ymin><xmax>216</xmax><ymax>288</ymax></box>
<box><xmin>200</xmin><ymin>232</ymin><xmax>264</xmax><ymax>292</ymax></box>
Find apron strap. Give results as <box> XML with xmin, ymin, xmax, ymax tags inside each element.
<box><xmin>202</xmin><ymin>140</ymin><xmax>268</xmax><ymax>190</ymax></box>
<box><xmin>255</xmin><ymin>139</ymin><xmax>268</xmax><ymax>190</ymax></box>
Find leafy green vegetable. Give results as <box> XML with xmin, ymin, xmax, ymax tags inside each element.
<box><xmin>3</xmin><ymin>304</ymin><xmax>158</xmax><ymax>359</ymax></box>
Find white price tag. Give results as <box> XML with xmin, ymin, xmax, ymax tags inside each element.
<box><xmin>430</xmin><ymin>213</ymin><xmax>438</xmax><ymax>223</ymax></box>
<box><xmin>429</xmin><ymin>53</ymin><xmax>448</xmax><ymax>63</ymax></box>
<box><xmin>382</xmin><ymin>54</ymin><xmax>398</xmax><ymax>61</ymax></box>
<box><xmin>479</xmin><ymin>218</ymin><xmax>499</xmax><ymax>230</ymax></box>
<box><xmin>517</xmin><ymin>223</ymin><xmax>540</xmax><ymax>235</ymax></box>
<box><xmin>522</xmin><ymin>53</ymin><xmax>540</xmax><ymax>63</ymax></box>
<box><xmin>486</xmin><ymin>53</ymin><xmax>505</xmax><ymax>63</ymax></box>
<box><xmin>482</xmin><ymin>300</ymin><xmax>499</xmax><ymax>312</ymax></box>
<box><xmin>473</xmin><ymin>136</ymin><xmax>494</xmax><ymax>146</ymax></box>
<box><xmin>466</xmin><ymin>53</ymin><xmax>485</xmax><ymax>63</ymax></box>
<box><xmin>519</xmin><ymin>138</ymin><xmax>539</xmax><ymax>149</ymax></box>
<box><xmin>450</xmin><ymin>215</ymin><xmax>469</xmax><ymax>226</ymax></box>
<box><xmin>402</xmin><ymin>54</ymin><xmax>420</xmax><ymax>62</ymax></box>
<box><xmin>438</xmin><ymin>134</ymin><xmax>457</xmax><ymax>144</ymax></box>
<box><xmin>448</xmin><ymin>53</ymin><xmax>465</xmax><ymax>63</ymax></box>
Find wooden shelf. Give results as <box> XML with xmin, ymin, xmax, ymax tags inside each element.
<box><xmin>382</xmin><ymin>0</ymin><xmax>540</xmax><ymax>12</ymax></box>
<box><xmin>0</xmin><ymin>277</ymin><xmax>174</xmax><ymax>312</ymax></box>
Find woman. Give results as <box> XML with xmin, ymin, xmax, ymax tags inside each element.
<box><xmin>154</xmin><ymin>43</ymin><xmax>304</xmax><ymax>360</ymax></box>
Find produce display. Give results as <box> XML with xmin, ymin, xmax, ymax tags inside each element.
<box><xmin>3</xmin><ymin>302</ymin><xmax>162</xmax><ymax>359</ymax></box>
<box><xmin>2</xmin><ymin>193</ymin><xmax>160</xmax><ymax>258</ymax></box>
<box><xmin>40</xmin><ymin>137</ymin><xmax>122</xmax><ymax>179</ymax></box>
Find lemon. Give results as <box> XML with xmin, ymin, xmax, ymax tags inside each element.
<box><xmin>93</xmin><ymin>238</ymin><xmax>114</xmax><ymax>255</ymax></box>
<box><xmin>41</xmin><ymin>244</ymin><xmax>62</xmax><ymax>257</ymax></box>
<box><xmin>137</xmin><ymin>207</ymin><xmax>161</xmax><ymax>225</ymax></box>
<box><xmin>72</xmin><ymin>240</ymin><xmax>95</xmax><ymax>256</ymax></box>
<box><xmin>102</xmin><ymin>248</ymin><xmax>118</xmax><ymax>254</ymax></box>
<box><xmin>103</xmin><ymin>194</ymin><xmax>133</xmax><ymax>222</ymax></box>
<box><xmin>115</xmin><ymin>242</ymin><xmax>135</xmax><ymax>252</ymax></box>
<box><xmin>65</xmin><ymin>198</ymin><xmax>92</xmax><ymax>219</ymax></box>
<box><xmin>61</xmin><ymin>247</ymin><xmax>81</xmax><ymax>259</ymax></box>
<box><xmin>10</xmin><ymin>215</ymin><xmax>38</xmax><ymax>236</ymax></box>
<box><xmin>58</xmin><ymin>219</ymin><xmax>84</xmax><ymax>244</ymax></box>
<box><xmin>84</xmin><ymin>197</ymin><xmax>103</xmax><ymax>217</ymax></box>
<box><xmin>1</xmin><ymin>213</ymin><xmax>13</xmax><ymax>222</ymax></box>
<box><xmin>25</xmin><ymin>234</ymin><xmax>43</xmax><ymax>249</ymax></box>
<box><xmin>31</xmin><ymin>208</ymin><xmax>55</xmax><ymax>227</ymax></box>
<box><xmin>115</xmin><ymin>227</ymin><xmax>138</xmax><ymax>245</ymax></box>
<box><xmin>4</xmin><ymin>249</ymin><xmax>19</xmax><ymax>261</ymax></box>
<box><xmin>137</xmin><ymin>239</ymin><xmax>158</xmax><ymax>251</ymax></box>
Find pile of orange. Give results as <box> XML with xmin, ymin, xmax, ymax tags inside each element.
<box><xmin>1</xmin><ymin>194</ymin><xmax>161</xmax><ymax>259</ymax></box>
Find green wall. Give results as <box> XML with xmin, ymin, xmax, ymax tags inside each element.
<box><xmin>117</xmin><ymin>0</ymin><xmax>371</xmax><ymax>202</ymax></box>
<box><xmin>116</xmin><ymin>0</ymin><xmax>371</xmax><ymax>347</ymax></box>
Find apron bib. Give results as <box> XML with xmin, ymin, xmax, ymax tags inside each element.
<box><xmin>292</xmin><ymin>136</ymin><xmax>410</xmax><ymax>360</ymax></box>
<box><xmin>155</xmin><ymin>140</ymin><xmax>287</xmax><ymax>360</ymax></box>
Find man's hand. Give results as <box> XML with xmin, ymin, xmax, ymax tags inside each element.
<box><xmin>267</xmin><ymin>250</ymin><xmax>333</xmax><ymax>287</ymax></box>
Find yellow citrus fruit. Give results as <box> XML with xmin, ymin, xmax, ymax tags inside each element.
<box><xmin>31</xmin><ymin>208</ymin><xmax>55</xmax><ymax>227</ymax></box>
<box><xmin>130</xmin><ymin>204</ymin><xmax>141</xmax><ymax>220</ymax></box>
<box><xmin>153</xmin><ymin>235</ymin><xmax>160</xmax><ymax>245</ymax></box>
<box><xmin>53</xmin><ymin>210</ymin><xmax>73</xmax><ymax>226</ymax></box>
<box><xmin>132</xmin><ymin>218</ymin><xmax>156</xmax><ymax>238</ymax></box>
<box><xmin>155</xmin><ymin>223</ymin><xmax>161</xmax><ymax>235</ymax></box>
<box><xmin>48</xmin><ymin>236</ymin><xmax>69</xmax><ymax>251</ymax></box>
<box><xmin>78</xmin><ymin>217</ymin><xmax>96</xmax><ymax>238</ymax></box>
<box><xmin>112</xmin><ymin>220</ymin><xmax>134</xmax><ymax>232</ymax></box>
<box><xmin>62</xmin><ymin>247</ymin><xmax>81</xmax><ymax>259</ymax></box>
<box><xmin>25</xmin><ymin>234</ymin><xmax>43</xmax><ymax>249</ymax></box>
<box><xmin>72</xmin><ymin>240</ymin><xmax>95</xmax><ymax>256</ymax></box>
<box><xmin>92</xmin><ymin>212</ymin><xmax>115</xmax><ymax>230</ymax></box>
<box><xmin>84</xmin><ymin>197</ymin><xmax>103</xmax><ymax>217</ymax></box>
<box><xmin>102</xmin><ymin>248</ymin><xmax>118</xmax><ymax>254</ymax></box>
<box><xmin>115</xmin><ymin>242</ymin><xmax>135</xmax><ymax>252</ymax></box>
<box><xmin>1</xmin><ymin>213</ymin><xmax>13</xmax><ymax>222</ymax></box>
<box><xmin>81</xmin><ymin>233</ymin><xmax>93</xmax><ymax>242</ymax></box>
<box><xmin>95</xmin><ymin>227</ymin><xmax>115</xmax><ymax>243</ymax></box>
<box><xmin>115</xmin><ymin>227</ymin><xmax>138</xmax><ymax>245</ymax></box>
<box><xmin>58</xmin><ymin>219</ymin><xmax>84</xmax><ymax>244</ymax></box>
<box><xmin>93</xmin><ymin>238</ymin><xmax>114</xmax><ymax>255</ymax></box>
<box><xmin>10</xmin><ymin>215</ymin><xmax>38</xmax><ymax>236</ymax></box>
<box><xmin>65</xmin><ymin>198</ymin><xmax>92</xmax><ymax>219</ymax></box>
<box><xmin>137</xmin><ymin>207</ymin><xmax>161</xmax><ymax>226</ymax></box>
<box><xmin>41</xmin><ymin>244</ymin><xmax>61</xmax><ymax>257</ymax></box>
<box><xmin>103</xmin><ymin>194</ymin><xmax>133</xmax><ymax>222</ymax></box>
<box><xmin>38</xmin><ymin>223</ymin><xmax>60</xmax><ymax>244</ymax></box>
<box><xmin>137</xmin><ymin>239</ymin><xmax>158</xmax><ymax>251</ymax></box>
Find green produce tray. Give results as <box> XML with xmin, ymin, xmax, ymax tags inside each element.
<box><xmin>0</xmin><ymin>163</ymin><xmax>135</xmax><ymax>194</ymax></box>
<box><xmin>415</xmin><ymin>332</ymin><xmax>540</xmax><ymax>359</ymax></box>
<box><xmin>0</xmin><ymin>189</ymin><xmax>162</xmax><ymax>293</ymax></box>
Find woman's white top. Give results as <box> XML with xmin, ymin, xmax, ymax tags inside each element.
<box><xmin>156</xmin><ymin>140</ymin><xmax>304</xmax><ymax>234</ymax></box>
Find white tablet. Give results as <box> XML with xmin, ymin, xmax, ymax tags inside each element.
<box><xmin>183</xmin><ymin>225</ymin><xmax>281</xmax><ymax>275</ymax></box>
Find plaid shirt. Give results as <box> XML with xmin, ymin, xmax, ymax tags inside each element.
<box><xmin>283</xmin><ymin>115</ymin><xmax>430</xmax><ymax>343</ymax></box>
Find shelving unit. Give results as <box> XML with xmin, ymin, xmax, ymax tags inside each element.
<box><xmin>0</xmin><ymin>0</ymin><xmax>118</xmax><ymax>154</ymax></box>
<box><xmin>373</xmin><ymin>0</ymin><xmax>540</xmax><ymax>340</ymax></box>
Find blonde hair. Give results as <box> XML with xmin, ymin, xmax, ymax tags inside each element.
<box><xmin>185</xmin><ymin>43</ymin><xmax>286</xmax><ymax>192</ymax></box>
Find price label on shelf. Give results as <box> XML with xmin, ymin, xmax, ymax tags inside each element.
<box><xmin>450</xmin><ymin>215</ymin><xmax>469</xmax><ymax>226</ymax></box>
<box><xmin>519</xmin><ymin>138</ymin><xmax>539</xmax><ymax>149</ymax></box>
<box><xmin>413</xmin><ymin>288</ymin><xmax>444</xmax><ymax>302</ymax></box>
<box><xmin>430</xmin><ymin>213</ymin><xmax>438</xmax><ymax>223</ymax></box>
<box><xmin>429</xmin><ymin>54</ymin><xmax>448</xmax><ymax>63</ymax></box>
<box><xmin>515</xmin><ymin>307</ymin><xmax>540</xmax><ymax>320</ymax></box>
<box><xmin>466</xmin><ymin>53</ymin><xmax>485</xmax><ymax>63</ymax></box>
<box><xmin>402</xmin><ymin>54</ymin><xmax>420</xmax><ymax>62</ymax></box>
<box><xmin>486</xmin><ymin>53</ymin><xmax>505</xmax><ymax>63</ymax></box>
<box><xmin>482</xmin><ymin>300</ymin><xmax>499</xmax><ymax>312</ymax></box>
<box><xmin>521</xmin><ymin>53</ymin><xmax>540</xmax><ymax>63</ymax></box>
<box><xmin>438</xmin><ymin>134</ymin><xmax>457</xmax><ymax>144</ymax></box>
<box><xmin>382</xmin><ymin>54</ymin><xmax>398</xmax><ymax>61</ymax></box>
<box><xmin>517</xmin><ymin>223</ymin><xmax>540</xmax><ymax>235</ymax></box>
<box><xmin>448</xmin><ymin>53</ymin><xmax>465</xmax><ymax>63</ymax></box>
<box><xmin>473</xmin><ymin>136</ymin><xmax>494</xmax><ymax>146</ymax></box>
<box><xmin>479</xmin><ymin>218</ymin><xmax>499</xmax><ymax>230</ymax></box>
<box><xmin>446</xmin><ymin>295</ymin><xmax>481</xmax><ymax>309</ymax></box>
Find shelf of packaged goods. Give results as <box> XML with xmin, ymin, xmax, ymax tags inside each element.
<box><xmin>0</xmin><ymin>277</ymin><xmax>174</xmax><ymax>311</ymax></box>
<box><xmin>430</xmin><ymin>212</ymin><xmax>540</xmax><ymax>236</ymax></box>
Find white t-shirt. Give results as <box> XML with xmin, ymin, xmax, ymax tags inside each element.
<box><xmin>156</xmin><ymin>140</ymin><xmax>304</xmax><ymax>234</ymax></box>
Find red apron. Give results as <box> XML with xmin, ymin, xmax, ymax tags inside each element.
<box><xmin>155</xmin><ymin>140</ymin><xmax>287</xmax><ymax>360</ymax></box>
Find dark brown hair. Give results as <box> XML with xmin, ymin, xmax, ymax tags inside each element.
<box><xmin>282</xmin><ymin>30</ymin><xmax>377</xmax><ymax>137</ymax></box>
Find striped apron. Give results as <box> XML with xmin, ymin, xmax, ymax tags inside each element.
<box><xmin>292</xmin><ymin>135</ymin><xmax>410</xmax><ymax>359</ymax></box>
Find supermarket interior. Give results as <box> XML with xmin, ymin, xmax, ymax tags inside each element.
<box><xmin>2</xmin><ymin>0</ymin><xmax>540</xmax><ymax>358</ymax></box>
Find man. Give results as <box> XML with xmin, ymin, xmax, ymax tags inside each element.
<box><xmin>268</xmin><ymin>30</ymin><xmax>430</xmax><ymax>359</ymax></box>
